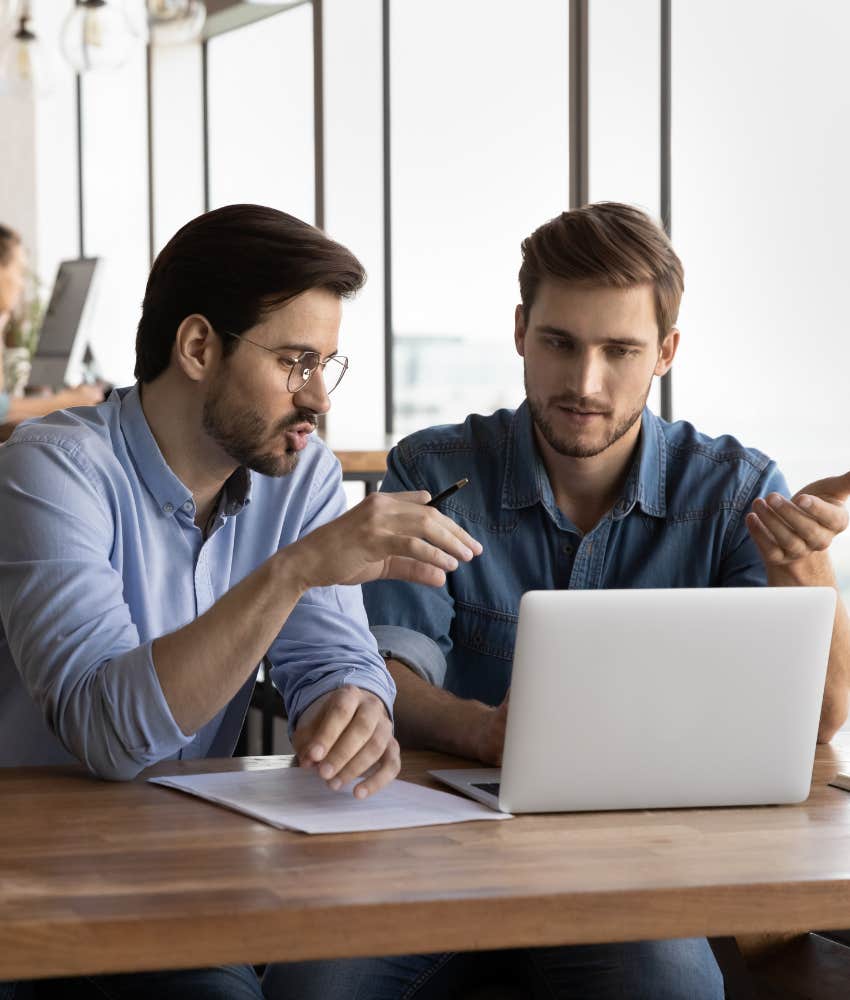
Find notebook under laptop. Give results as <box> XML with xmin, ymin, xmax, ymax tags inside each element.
<box><xmin>431</xmin><ymin>587</ymin><xmax>836</xmax><ymax>813</ymax></box>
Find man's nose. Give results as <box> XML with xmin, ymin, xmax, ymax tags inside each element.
<box><xmin>569</xmin><ymin>351</ymin><xmax>604</xmax><ymax>399</ymax></box>
<box><xmin>293</xmin><ymin>368</ymin><xmax>331</xmax><ymax>416</ymax></box>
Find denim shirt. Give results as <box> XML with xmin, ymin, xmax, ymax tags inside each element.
<box><xmin>0</xmin><ymin>385</ymin><xmax>394</xmax><ymax>779</ymax></box>
<box><xmin>363</xmin><ymin>403</ymin><xmax>787</xmax><ymax>707</ymax></box>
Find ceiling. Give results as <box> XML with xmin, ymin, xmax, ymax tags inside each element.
<box><xmin>203</xmin><ymin>0</ymin><xmax>309</xmax><ymax>40</ymax></box>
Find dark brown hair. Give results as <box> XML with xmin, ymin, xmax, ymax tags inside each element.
<box><xmin>0</xmin><ymin>225</ymin><xmax>21</xmax><ymax>266</ymax></box>
<box><xmin>135</xmin><ymin>204</ymin><xmax>366</xmax><ymax>382</ymax></box>
<box><xmin>518</xmin><ymin>202</ymin><xmax>684</xmax><ymax>342</ymax></box>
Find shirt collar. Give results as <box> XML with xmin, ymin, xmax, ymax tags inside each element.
<box><xmin>119</xmin><ymin>383</ymin><xmax>252</xmax><ymax>519</ymax></box>
<box><xmin>501</xmin><ymin>400</ymin><xmax>667</xmax><ymax>519</ymax></box>
<box><xmin>501</xmin><ymin>401</ymin><xmax>552</xmax><ymax>511</ymax></box>
<box><xmin>615</xmin><ymin>407</ymin><xmax>667</xmax><ymax>520</ymax></box>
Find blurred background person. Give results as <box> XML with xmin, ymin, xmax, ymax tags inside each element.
<box><xmin>0</xmin><ymin>225</ymin><xmax>102</xmax><ymax>438</ymax></box>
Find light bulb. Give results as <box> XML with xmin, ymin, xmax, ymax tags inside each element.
<box><xmin>61</xmin><ymin>0</ymin><xmax>132</xmax><ymax>74</ymax></box>
<box><xmin>0</xmin><ymin>14</ymin><xmax>51</xmax><ymax>97</ymax></box>
<box><xmin>147</xmin><ymin>0</ymin><xmax>205</xmax><ymax>45</ymax></box>
<box><xmin>83</xmin><ymin>8</ymin><xmax>104</xmax><ymax>48</ymax></box>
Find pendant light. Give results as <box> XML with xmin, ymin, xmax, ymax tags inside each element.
<box><xmin>0</xmin><ymin>1</ymin><xmax>51</xmax><ymax>97</ymax></box>
<box><xmin>62</xmin><ymin>0</ymin><xmax>133</xmax><ymax>74</ymax></box>
<box><xmin>147</xmin><ymin>0</ymin><xmax>205</xmax><ymax>45</ymax></box>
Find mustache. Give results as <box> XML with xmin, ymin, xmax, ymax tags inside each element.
<box><xmin>549</xmin><ymin>396</ymin><xmax>610</xmax><ymax>412</ymax></box>
<box><xmin>276</xmin><ymin>410</ymin><xmax>318</xmax><ymax>433</ymax></box>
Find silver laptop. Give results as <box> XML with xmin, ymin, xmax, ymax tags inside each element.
<box><xmin>431</xmin><ymin>587</ymin><xmax>835</xmax><ymax>813</ymax></box>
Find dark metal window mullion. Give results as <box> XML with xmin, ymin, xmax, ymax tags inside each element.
<box><xmin>201</xmin><ymin>39</ymin><xmax>210</xmax><ymax>213</ymax></box>
<box><xmin>569</xmin><ymin>0</ymin><xmax>589</xmax><ymax>209</ymax></box>
<box><xmin>75</xmin><ymin>71</ymin><xmax>85</xmax><ymax>259</ymax></box>
<box><xmin>146</xmin><ymin>43</ymin><xmax>155</xmax><ymax>266</ymax></box>
<box><xmin>312</xmin><ymin>0</ymin><xmax>324</xmax><ymax>231</ymax></box>
<box><xmin>659</xmin><ymin>0</ymin><xmax>673</xmax><ymax>421</ymax></box>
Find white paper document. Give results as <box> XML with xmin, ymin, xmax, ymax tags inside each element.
<box><xmin>149</xmin><ymin>767</ymin><xmax>512</xmax><ymax>834</ymax></box>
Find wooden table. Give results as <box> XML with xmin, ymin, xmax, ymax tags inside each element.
<box><xmin>334</xmin><ymin>449</ymin><xmax>388</xmax><ymax>494</ymax></box>
<box><xmin>3</xmin><ymin>739</ymin><xmax>850</xmax><ymax>981</ymax></box>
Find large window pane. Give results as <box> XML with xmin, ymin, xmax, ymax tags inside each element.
<box><xmin>207</xmin><ymin>6</ymin><xmax>314</xmax><ymax>222</ymax></box>
<box><xmin>322</xmin><ymin>0</ymin><xmax>385</xmax><ymax>450</ymax></box>
<box><xmin>391</xmin><ymin>1</ymin><xmax>569</xmax><ymax>436</ymax></box>
<box><xmin>81</xmin><ymin>46</ymin><xmax>149</xmax><ymax>385</ymax></box>
<box><xmin>151</xmin><ymin>44</ymin><xmax>204</xmax><ymax>257</ymax></box>
<box><xmin>671</xmin><ymin>0</ymin><xmax>850</xmax><ymax>597</ymax></box>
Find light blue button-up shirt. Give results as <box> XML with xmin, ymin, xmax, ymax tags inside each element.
<box><xmin>0</xmin><ymin>385</ymin><xmax>395</xmax><ymax>779</ymax></box>
<box><xmin>365</xmin><ymin>403</ymin><xmax>788</xmax><ymax>706</ymax></box>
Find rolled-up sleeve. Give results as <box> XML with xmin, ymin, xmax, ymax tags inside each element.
<box><xmin>0</xmin><ymin>439</ymin><xmax>193</xmax><ymax>779</ymax></box>
<box><xmin>267</xmin><ymin>453</ymin><xmax>396</xmax><ymax>735</ymax></box>
<box><xmin>370</xmin><ymin>624</ymin><xmax>448</xmax><ymax>687</ymax></box>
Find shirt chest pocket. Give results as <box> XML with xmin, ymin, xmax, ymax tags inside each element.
<box><xmin>453</xmin><ymin>601</ymin><xmax>518</xmax><ymax>662</ymax></box>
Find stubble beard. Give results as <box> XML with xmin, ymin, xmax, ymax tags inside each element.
<box><xmin>524</xmin><ymin>366</ymin><xmax>651</xmax><ymax>460</ymax></box>
<box><xmin>201</xmin><ymin>375</ymin><xmax>315</xmax><ymax>478</ymax></box>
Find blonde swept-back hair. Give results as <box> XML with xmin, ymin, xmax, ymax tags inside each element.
<box><xmin>519</xmin><ymin>202</ymin><xmax>684</xmax><ymax>343</ymax></box>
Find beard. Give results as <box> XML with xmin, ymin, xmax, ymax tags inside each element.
<box><xmin>525</xmin><ymin>366</ymin><xmax>651</xmax><ymax>459</ymax></box>
<box><xmin>202</xmin><ymin>375</ymin><xmax>317</xmax><ymax>477</ymax></box>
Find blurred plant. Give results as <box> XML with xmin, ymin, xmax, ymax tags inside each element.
<box><xmin>4</xmin><ymin>267</ymin><xmax>44</xmax><ymax>356</ymax></box>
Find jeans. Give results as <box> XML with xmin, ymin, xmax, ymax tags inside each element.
<box><xmin>0</xmin><ymin>964</ymin><xmax>262</xmax><ymax>999</ymax></box>
<box><xmin>262</xmin><ymin>939</ymin><xmax>724</xmax><ymax>1000</ymax></box>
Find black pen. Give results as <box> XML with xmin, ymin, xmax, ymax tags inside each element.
<box><xmin>427</xmin><ymin>478</ymin><xmax>469</xmax><ymax>507</ymax></box>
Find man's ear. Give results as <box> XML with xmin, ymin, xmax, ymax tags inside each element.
<box><xmin>173</xmin><ymin>315</ymin><xmax>220</xmax><ymax>383</ymax></box>
<box><xmin>654</xmin><ymin>327</ymin><xmax>680</xmax><ymax>377</ymax></box>
<box><xmin>514</xmin><ymin>304</ymin><xmax>527</xmax><ymax>357</ymax></box>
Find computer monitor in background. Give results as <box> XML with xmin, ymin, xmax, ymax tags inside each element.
<box><xmin>28</xmin><ymin>258</ymin><xmax>101</xmax><ymax>388</ymax></box>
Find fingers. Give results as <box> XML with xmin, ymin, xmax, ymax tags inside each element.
<box><xmin>362</xmin><ymin>493</ymin><xmax>483</xmax><ymax>563</ymax></box>
<box><xmin>381</xmin><ymin>556</ymin><xmax>446</xmax><ymax>588</ymax></box>
<box><xmin>792</xmin><ymin>493</ymin><xmax>850</xmax><ymax>535</ymax></box>
<box><xmin>317</xmin><ymin>701</ymin><xmax>392</xmax><ymax>785</ymax></box>
<box><xmin>352</xmin><ymin>740</ymin><xmax>401</xmax><ymax>799</ymax></box>
<box><xmin>297</xmin><ymin>688</ymin><xmax>397</xmax><ymax>798</ymax></box>
<box><xmin>330</xmin><ymin>725</ymin><xmax>398</xmax><ymax>795</ymax></box>
<box><xmin>296</xmin><ymin>687</ymin><xmax>362</xmax><ymax>765</ymax></box>
<box><xmin>751</xmin><ymin>494</ymin><xmax>837</xmax><ymax>560</ymax></box>
<box><xmin>798</xmin><ymin>471</ymin><xmax>850</xmax><ymax>505</ymax></box>
<box><xmin>425</xmin><ymin>513</ymin><xmax>483</xmax><ymax>562</ymax></box>
<box><xmin>746</xmin><ymin>510</ymin><xmax>785</xmax><ymax>564</ymax></box>
<box><xmin>377</xmin><ymin>533</ymin><xmax>460</xmax><ymax>575</ymax></box>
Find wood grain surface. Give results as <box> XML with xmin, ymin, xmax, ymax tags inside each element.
<box><xmin>333</xmin><ymin>450</ymin><xmax>388</xmax><ymax>476</ymax></box>
<box><xmin>2</xmin><ymin>738</ymin><xmax>850</xmax><ymax>980</ymax></box>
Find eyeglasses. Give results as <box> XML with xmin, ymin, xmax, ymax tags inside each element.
<box><xmin>225</xmin><ymin>331</ymin><xmax>349</xmax><ymax>395</ymax></box>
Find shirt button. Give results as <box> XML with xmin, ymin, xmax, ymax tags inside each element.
<box><xmin>563</xmin><ymin>543</ymin><xmax>573</xmax><ymax>555</ymax></box>
<box><xmin>163</xmin><ymin>503</ymin><xmax>174</xmax><ymax>514</ymax></box>
<box><xmin>183</xmin><ymin>501</ymin><xmax>193</xmax><ymax>512</ymax></box>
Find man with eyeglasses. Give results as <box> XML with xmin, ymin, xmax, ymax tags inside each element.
<box><xmin>0</xmin><ymin>204</ymin><xmax>481</xmax><ymax>1000</ymax></box>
